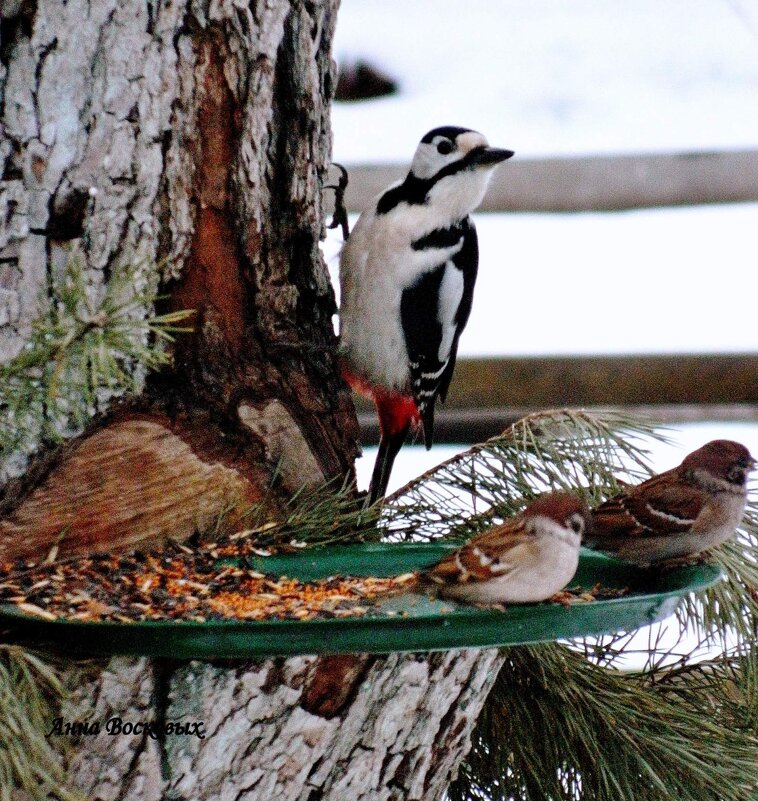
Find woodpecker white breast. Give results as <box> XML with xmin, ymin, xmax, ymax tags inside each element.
<box><xmin>339</xmin><ymin>126</ymin><xmax>513</xmax><ymax>503</ymax></box>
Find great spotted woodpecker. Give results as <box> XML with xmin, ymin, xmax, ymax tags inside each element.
<box><xmin>339</xmin><ymin>126</ymin><xmax>514</xmax><ymax>504</ymax></box>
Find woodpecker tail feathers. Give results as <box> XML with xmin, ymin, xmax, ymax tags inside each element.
<box><xmin>366</xmin><ymin>393</ymin><xmax>420</xmax><ymax>505</ymax></box>
<box><xmin>420</xmin><ymin>404</ymin><xmax>435</xmax><ymax>451</ymax></box>
<box><xmin>368</xmin><ymin>427</ymin><xmax>409</xmax><ymax>506</ymax></box>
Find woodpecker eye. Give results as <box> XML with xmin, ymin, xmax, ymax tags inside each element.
<box><xmin>567</xmin><ymin>514</ymin><xmax>585</xmax><ymax>535</ymax></box>
<box><xmin>436</xmin><ymin>140</ymin><xmax>454</xmax><ymax>155</ymax></box>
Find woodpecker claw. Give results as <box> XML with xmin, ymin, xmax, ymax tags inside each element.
<box><xmin>331</xmin><ymin>162</ymin><xmax>349</xmax><ymax>190</ymax></box>
<box><xmin>326</xmin><ymin>163</ymin><xmax>350</xmax><ymax>240</ymax></box>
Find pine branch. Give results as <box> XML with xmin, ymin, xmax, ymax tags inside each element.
<box><xmin>650</xmin><ymin>646</ymin><xmax>758</xmax><ymax>735</ymax></box>
<box><xmin>679</xmin><ymin>511</ymin><xmax>758</xmax><ymax>645</ymax></box>
<box><xmin>377</xmin><ymin>409</ymin><xmax>758</xmax><ymax>801</ymax></box>
<box><xmin>381</xmin><ymin>409</ymin><xmax>668</xmax><ymax>542</ymax></box>
<box><xmin>0</xmin><ymin>645</ymin><xmax>83</xmax><ymax>801</ymax></box>
<box><xmin>216</xmin><ymin>410</ymin><xmax>668</xmax><ymax>549</ymax></box>
<box><xmin>450</xmin><ymin>643</ymin><xmax>758</xmax><ymax>801</ymax></box>
<box><xmin>0</xmin><ymin>252</ymin><xmax>194</xmax><ymax>459</ymax></box>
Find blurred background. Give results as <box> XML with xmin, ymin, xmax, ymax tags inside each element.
<box><xmin>321</xmin><ymin>0</ymin><xmax>758</xmax><ymax>492</ymax></box>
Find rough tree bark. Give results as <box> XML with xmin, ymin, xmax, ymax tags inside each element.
<box><xmin>0</xmin><ymin>1</ymin><xmax>503</xmax><ymax>797</ymax></box>
<box><xmin>0</xmin><ymin>0</ymin><xmax>358</xmax><ymax>556</ymax></box>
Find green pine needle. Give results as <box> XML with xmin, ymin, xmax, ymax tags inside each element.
<box><xmin>0</xmin><ymin>646</ymin><xmax>83</xmax><ymax>801</ymax></box>
<box><xmin>682</xmin><ymin>511</ymin><xmax>758</xmax><ymax>645</ymax></box>
<box><xmin>450</xmin><ymin>643</ymin><xmax>758</xmax><ymax>801</ymax></box>
<box><xmin>0</xmin><ymin>252</ymin><xmax>194</xmax><ymax>459</ymax></box>
<box><xmin>209</xmin><ymin>475</ymin><xmax>384</xmax><ymax>549</ymax></box>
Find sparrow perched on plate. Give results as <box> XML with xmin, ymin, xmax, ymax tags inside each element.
<box><xmin>586</xmin><ymin>439</ymin><xmax>755</xmax><ymax>565</ymax></box>
<box><xmin>419</xmin><ymin>492</ymin><xmax>590</xmax><ymax>605</ymax></box>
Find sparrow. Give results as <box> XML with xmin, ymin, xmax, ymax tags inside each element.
<box><xmin>586</xmin><ymin>439</ymin><xmax>755</xmax><ymax>565</ymax></box>
<box><xmin>419</xmin><ymin>492</ymin><xmax>590</xmax><ymax>605</ymax></box>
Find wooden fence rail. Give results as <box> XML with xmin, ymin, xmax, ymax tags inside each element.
<box><xmin>353</xmin><ymin>354</ymin><xmax>758</xmax><ymax>445</ymax></box>
<box><xmin>334</xmin><ymin>149</ymin><xmax>758</xmax><ymax>213</ymax></box>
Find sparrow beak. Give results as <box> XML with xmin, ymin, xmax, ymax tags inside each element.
<box><xmin>469</xmin><ymin>147</ymin><xmax>515</xmax><ymax>167</ymax></box>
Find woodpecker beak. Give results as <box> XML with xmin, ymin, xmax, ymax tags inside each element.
<box><xmin>469</xmin><ymin>147</ymin><xmax>515</xmax><ymax>167</ymax></box>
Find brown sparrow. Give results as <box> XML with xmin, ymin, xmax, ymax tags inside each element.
<box><xmin>587</xmin><ymin>439</ymin><xmax>755</xmax><ymax>565</ymax></box>
<box><xmin>419</xmin><ymin>492</ymin><xmax>590</xmax><ymax>605</ymax></box>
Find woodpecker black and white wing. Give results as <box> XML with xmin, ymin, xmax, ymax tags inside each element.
<box><xmin>400</xmin><ymin>217</ymin><xmax>478</xmax><ymax>447</ymax></box>
<box><xmin>438</xmin><ymin>216</ymin><xmax>478</xmax><ymax>404</ymax></box>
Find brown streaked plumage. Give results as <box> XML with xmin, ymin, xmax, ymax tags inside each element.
<box><xmin>588</xmin><ymin>439</ymin><xmax>755</xmax><ymax>565</ymax></box>
<box><xmin>419</xmin><ymin>491</ymin><xmax>590</xmax><ymax>605</ymax></box>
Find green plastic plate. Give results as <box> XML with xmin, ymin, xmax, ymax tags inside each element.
<box><xmin>0</xmin><ymin>544</ymin><xmax>721</xmax><ymax>658</ymax></box>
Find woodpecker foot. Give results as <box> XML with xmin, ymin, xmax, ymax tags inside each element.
<box><xmin>326</xmin><ymin>163</ymin><xmax>350</xmax><ymax>240</ymax></box>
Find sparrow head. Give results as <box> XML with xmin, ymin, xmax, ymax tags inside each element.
<box><xmin>523</xmin><ymin>491</ymin><xmax>592</xmax><ymax>544</ymax></box>
<box><xmin>681</xmin><ymin>439</ymin><xmax>756</xmax><ymax>488</ymax></box>
<box><xmin>409</xmin><ymin>126</ymin><xmax>514</xmax><ymax>182</ymax></box>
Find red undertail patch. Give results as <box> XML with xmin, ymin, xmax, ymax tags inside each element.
<box><xmin>341</xmin><ymin>362</ymin><xmax>420</xmax><ymax>439</ymax></box>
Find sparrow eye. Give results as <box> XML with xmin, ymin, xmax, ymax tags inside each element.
<box><xmin>436</xmin><ymin>140</ymin><xmax>454</xmax><ymax>155</ymax></box>
<box><xmin>567</xmin><ymin>514</ymin><xmax>585</xmax><ymax>535</ymax></box>
<box><xmin>728</xmin><ymin>465</ymin><xmax>746</xmax><ymax>484</ymax></box>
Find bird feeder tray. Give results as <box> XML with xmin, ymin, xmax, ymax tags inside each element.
<box><xmin>0</xmin><ymin>543</ymin><xmax>720</xmax><ymax>658</ymax></box>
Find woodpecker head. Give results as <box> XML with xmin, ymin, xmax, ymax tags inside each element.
<box><xmin>405</xmin><ymin>126</ymin><xmax>514</xmax><ymax>220</ymax></box>
<box><xmin>410</xmin><ymin>127</ymin><xmax>513</xmax><ymax>181</ymax></box>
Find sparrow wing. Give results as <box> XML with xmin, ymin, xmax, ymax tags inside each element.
<box><xmin>593</xmin><ymin>471</ymin><xmax>705</xmax><ymax>539</ymax></box>
<box><xmin>422</xmin><ymin>517</ymin><xmax>533</xmax><ymax>586</ymax></box>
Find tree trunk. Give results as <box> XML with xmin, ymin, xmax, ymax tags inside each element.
<box><xmin>53</xmin><ymin>649</ymin><xmax>503</xmax><ymax>800</ymax></box>
<box><xmin>0</xmin><ymin>0</ymin><xmax>359</xmax><ymax>557</ymax></box>
<box><xmin>1</xmin><ymin>1</ymin><xmax>503</xmax><ymax>797</ymax></box>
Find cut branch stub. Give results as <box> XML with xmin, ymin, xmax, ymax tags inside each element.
<box><xmin>0</xmin><ymin>413</ymin><xmax>270</xmax><ymax>561</ymax></box>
